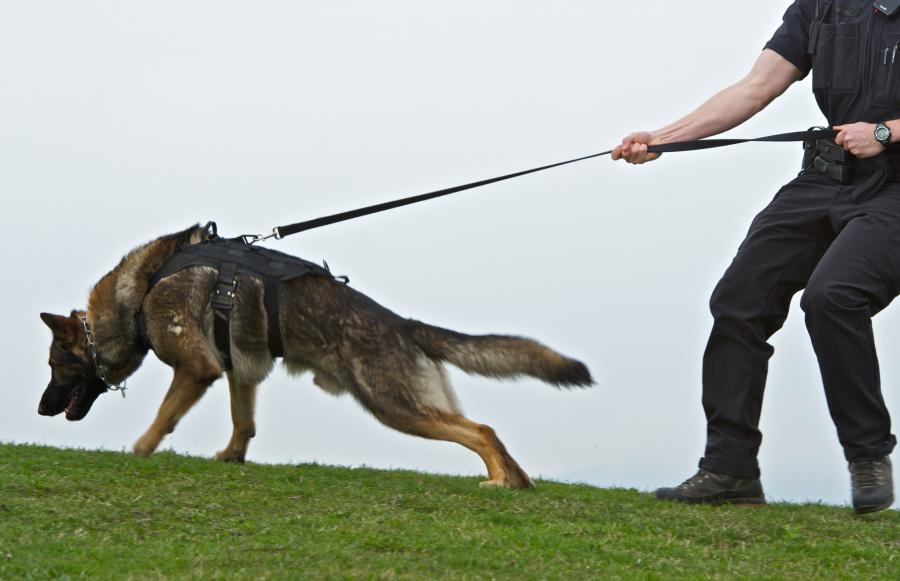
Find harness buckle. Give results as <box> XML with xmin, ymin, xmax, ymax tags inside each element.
<box><xmin>211</xmin><ymin>281</ymin><xmax>236</xmax><ymax>310</ymax></box>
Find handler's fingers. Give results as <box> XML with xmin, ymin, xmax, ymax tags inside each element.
<box><xmin>628</xmin><ymin>143</ymin><xmax>640</xmax><ymax>164</ymax></box>
<box><xmin>612</xmin><ymin>144</ymin><xmax>623</xmax><ymax>160</ymax></box>
<box><xmin>630</xmin><ymin>143</ymin><xmax>647</xmax><ymax>165</ymax></box>
<box><xmin>835</xmin><ymin>130</ymin><xmax>846</xmax><ymax>146</ymax></box>
<box><xmin>638</xmin><ymin>143</ymin><xmax>650</xmax><ymax>164</ymax></box>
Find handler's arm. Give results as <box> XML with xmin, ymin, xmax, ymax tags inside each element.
<box><xmin>613</xmin><ymin>49</ymin><xmax>804</xmax><ymax>165</ymax></box>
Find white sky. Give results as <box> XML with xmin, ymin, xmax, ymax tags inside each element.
<box><xmin>2</xmin><ymin>1</ymin><xmax>897</xmax><ymax>509</ymax></box>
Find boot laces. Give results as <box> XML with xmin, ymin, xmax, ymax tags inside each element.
<box><xmin>678</xmin><ymin>469</ymin><xmax>712</xmax><ymax>491</ymax></box>
<box><xmin>851</xmin><ymin>460</ymin><xmax>886</xmax><ymax>488</ymax></box>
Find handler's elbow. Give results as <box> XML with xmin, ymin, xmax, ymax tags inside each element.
<box><xmin>739</xmin><ymin>77</ymin><xmax>781</xmax><ymax>113</ymax></box>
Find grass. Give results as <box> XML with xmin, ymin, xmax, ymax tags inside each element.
<box><xmin>1</xmin><ymin>443</ymin><xmax>899</xmax><ymax>579</ymax></box>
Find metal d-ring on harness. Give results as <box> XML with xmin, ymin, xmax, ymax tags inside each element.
<box><xmin>81</xmin><ymin>315</ymin><xmax>128</xmax><ymax>398</ymax></box>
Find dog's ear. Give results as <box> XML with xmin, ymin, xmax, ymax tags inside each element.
<box><xmin>40</xmin><ymin>312</ymin><xmax>79</xmax><ymax>343</ymax></box>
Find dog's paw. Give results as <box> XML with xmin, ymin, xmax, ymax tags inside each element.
<box><xmin>506</xmin><ymin>468</ymin><xmax>535</xmax><ymax>490</ymax></box>
<box><xmin>215</xmin><ymin>449</ymin><xmax>246</xmax><ymax>464</ymax></box>
<box><xmin>132</xmin><ymin>440</ymin><xmax>156</xmax><ymax>458</ymax></box>
<box><xmin>478</xmin><ymin>479</ymin><xmax>512</xmax><ymax>489</ymax></box>
<box><xmin>508</xmin><ymin>479</ymin><xmax>535</xmax><ymax>490</ymax></box>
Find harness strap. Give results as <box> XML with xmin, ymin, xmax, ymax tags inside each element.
<box><xmin>211</xmin><ymin>261</ymin><xmax>238</xmax><ymax>370</ymax></box>
<box><xmin>136</xmin><ymin>311</ymin><xmax>151</xmax><ymax>351</ymax></box>
<box><xmin>264</xmin><ymin>267</ymin><xmax>284</xmax><ymax>358</ymax></box>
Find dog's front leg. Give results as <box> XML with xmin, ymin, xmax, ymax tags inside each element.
<box><xmin>215</xmin><ymin>373</ymin><xmax>258</xmax><ymax>464</ymax></box>
<box><xmin>133</xmin><ymin>364</ymin><xmax>221</xmax><ymax>457</ymax></box>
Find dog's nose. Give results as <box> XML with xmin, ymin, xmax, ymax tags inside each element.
<box><xmin>38</xmin><ymin>403</ymin><xmax>49</xmax><ymax>415</ymax></box>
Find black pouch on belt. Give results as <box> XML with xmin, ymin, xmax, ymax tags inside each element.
<box><xmin>802</xmin><ymin>137</ymin><xmax>855</xmax><ymax>182</ymax></box>
<box><xmin>801</xmin><ymin>137</ymin><xmax>897</xmax><ymax>202</ymax></box>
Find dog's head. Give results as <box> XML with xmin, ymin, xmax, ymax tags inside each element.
<box><xmin>38</xmin><ymin>312</ymin><xmax>107</xmax><ymax>421</ymax></box>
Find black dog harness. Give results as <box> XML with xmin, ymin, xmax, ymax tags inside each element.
<box><xmin>139</xmin><ymin>231</ymin><xmax>336</xmax><ymax>370</ymax></box>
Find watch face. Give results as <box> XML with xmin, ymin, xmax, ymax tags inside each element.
<box><xmin>876</xmin><ymin>125</ymin><xmax>891</xmax><ymax>143</ymax></box>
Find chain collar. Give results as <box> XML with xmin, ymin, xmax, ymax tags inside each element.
<box><xmin>80</xmin><ymin>314</ymin><xmax>127</xmax><ymax>398</ymax></box>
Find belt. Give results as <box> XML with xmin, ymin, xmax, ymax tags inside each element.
<box><xmin>802</xmin><ymin>138</ymin><xmax>900</xmax><ymax>183</ymax></box>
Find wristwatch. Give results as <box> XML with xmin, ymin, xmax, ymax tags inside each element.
<box><xmin>875</xmin><ymin>122</ymin><xmax>892</xmax><ymax>148</ymax></box>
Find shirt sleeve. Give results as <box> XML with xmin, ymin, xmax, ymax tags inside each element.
<box><xmin>764</xmin><ymin>0</ymin><xmax>815</xmax><ymax>78</ymax></box>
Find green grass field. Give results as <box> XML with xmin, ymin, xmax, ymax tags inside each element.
<box><xmin>1</xmin><ymin>443</ymin><xmax>898</xmax><ymax>579</ymax></box>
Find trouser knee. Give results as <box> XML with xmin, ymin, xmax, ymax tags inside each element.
<box><xmin>800</xmin><ymin>281</ymin><xmax>864</xmax><ymax>321</ymax></box>
<box><xmin>709</xmin><ymin>268</ymin><xmax>775</xmax><ymax>331</ymax></box>
<box><xmin>709</xmin><ymin>271</ymin><xmax>752</xmax><ymax>321</ymax></box>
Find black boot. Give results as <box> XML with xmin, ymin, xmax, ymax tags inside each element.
<box><xmin>656</xmin><ymin>469</ymin><xmax>766</xmax><ymax>505</ymax></box>
<box><xmin>849</xmin><ymin>457</ymin><xmax>894</xmax><ymax>515</ymax></box>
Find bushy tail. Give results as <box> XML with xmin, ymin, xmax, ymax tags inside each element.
<box><xmin>406</xmin><ymin>320</ymin><xmax>593</xmax><ymax>388</ymax></box>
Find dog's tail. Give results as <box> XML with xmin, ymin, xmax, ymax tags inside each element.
<box><xmin>406</xmin><ymin>320</ymin><xmax>593</xmax><ymax>388</ymax></box>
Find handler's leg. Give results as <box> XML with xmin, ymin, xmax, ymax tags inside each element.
<box><xmin>801</xmin><ymin>194</ymin><xmax>900</xmax><ymax>513</ymax></box>
<box><xmin>659</xmin><ymin>174</ymin><xmax>837</xmax><ymax>503</ymax></box>
<box><xmin>699</xmin><ymin>176</ymin><xmax>836</xmax><ymax>480</ymax></box>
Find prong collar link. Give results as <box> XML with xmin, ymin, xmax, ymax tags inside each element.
<box><xmin>80</xmin><ymin>315</ymin><xmax>127</xmax><ymax>398</ymax></box>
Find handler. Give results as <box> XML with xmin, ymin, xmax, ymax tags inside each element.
<box><xmin>614</xmin><ymin>0</ymin><xmax>899</xmax><ymax>513</ymax></box>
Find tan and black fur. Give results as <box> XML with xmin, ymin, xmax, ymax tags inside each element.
<box><xmin>39</xmin><ymin>225</ymin><xmax>593</xmax><ymax>488</ymax></box>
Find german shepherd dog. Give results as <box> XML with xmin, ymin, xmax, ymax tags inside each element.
<box><xmin>38</xmin><ymin>225</ymin><xmax>592</xmax><ymax>488</ymax></box>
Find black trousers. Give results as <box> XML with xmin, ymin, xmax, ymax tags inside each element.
<box><xmin>700</xmin><ymin>170</ymin><xmax>899</xmax><ymax>479</ymax></box>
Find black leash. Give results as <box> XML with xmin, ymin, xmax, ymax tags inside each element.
<box><xmin>246</xmin><ymin>128</ymin><xmax>837</xmax><ymax>242</ymax></box>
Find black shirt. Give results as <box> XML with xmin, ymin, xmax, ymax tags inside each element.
<box><xmin>765</xmin><ymin>0</ymin><xmax>900</xmax><ymax>126</ymax></box>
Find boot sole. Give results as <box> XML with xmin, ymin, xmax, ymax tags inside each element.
<box><xmin>853</xmin><ymin>498</ymin><xmax>894</xmax><ymax>515</ymax></box>
<box><xmin>677</xmin><ymin>494</ymin><xmax>767</xmax><ymax>506</ymax></box>
<box><xmin>657</xmin><ymin>489</ymin><xmax>766</xmax><ymax>506</ymax></box>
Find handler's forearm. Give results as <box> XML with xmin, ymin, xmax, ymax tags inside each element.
<box><xmin>650</xmin><ymin>81</ymin><xmax>770</xmax><ymax>144</ymax></box>
<box><xmin>650</xmin><ymin>49</ymin><xmax>800</xmax><ymax>145</ymax></box>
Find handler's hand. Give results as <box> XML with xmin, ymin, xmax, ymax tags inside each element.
<box><xmin>834</xmin><ymin>123</ymin><xmax>885</xmax><ymax>159</ymax></box>
<box><xmin>612</xmin><ymin>131</ymin><xmax>662</xmax><ymax>165</ymax></box>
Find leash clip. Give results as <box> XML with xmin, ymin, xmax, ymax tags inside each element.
<box><xmin>242</xmin><ymin>228</ymin><xmax>282</xmax><ymax>245</ymax></box>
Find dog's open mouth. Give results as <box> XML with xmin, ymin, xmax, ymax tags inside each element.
<box><xmin>64</xmin><ymin>387</ymin><xmax>83</xmax><ymax>420</ymax></box>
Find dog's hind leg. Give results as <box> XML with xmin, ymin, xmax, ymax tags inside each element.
<box><xmin>216</xmin><ymin>373</ymin><xmax>258</xmax><ymax>464</ymax></box>
<box><xmin>133</xmin><ymin>362</ymin><xmax>221</xmax><ymax>457</ymax></box>
<box><xmin>349</xmin><ymin>353</ymin><xmax>533</xmax><ymax>489</ymax></box>
<box><xmin>400</xmin><ymin>413</ymin><xmax>534</xmax><ymax>490</ymax></box>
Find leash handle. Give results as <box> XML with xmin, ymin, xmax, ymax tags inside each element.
<box><xmin>273</xmin><ymin>128</ymin><xmax>836</xmax><ymax>239</ymax></box>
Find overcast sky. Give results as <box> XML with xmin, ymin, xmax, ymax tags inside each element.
<box><xmin>2</xmin><ymin>1</ymin><xmax>896</xmax><ymax>509</ymax></box>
